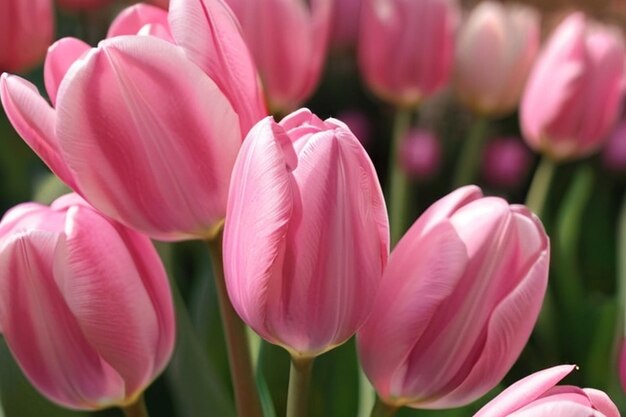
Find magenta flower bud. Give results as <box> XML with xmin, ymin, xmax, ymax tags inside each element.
<box><xmin>336</xmin><ymin>110</ymin><xmax>372</xmax><ymax>147</ymax></box>
<box><xmin>475</xmin><ymin>365</ymin><xmax>619</xmax><ymax>417</ymax></box>
<box><xmin>1</xmin><ymin>15</ymin><xmax>265</xmax><ymax>241</ymax></box>
<box><xmin>399</xmin><ymin>128</ymin><xmax>441</xmax><ymax>180</ymax></box>
<box><xmin>0</xmin><ymin>0</ymin><xmax>53</xmax><ymax>73</ymax></box>
<box><xmin>455</xmin><ymin>1</ymin><xmax>540</xmax><ymax>116</ymax></box>
<box><xmin>520</xmin><ymin>13</ymin><xmax>626</xmax><ymax>161</ymax></box>
<box><xmin>482</xmin><ymin>137</ymin><xmax>532</xmax><ymax>189</ymax></box>
<box><xmin>602</xmin><ymin>120</ymin><xmax>626</xmax><ymax>173</ymax></box>
<box><xmin>0</xmin><ymin>194</ymin><xmax>175</xmax><ymax>410</ymax></box>
<box><xmin>56</xmin><ymin>0</ymin><xmax>113</xmax><ymax>10</ymax></box>
<box><xmin>223</xmin><ymin>108</ymin><xmax>389</xmax><ymax>358</ymax></box>
<box><xmin>224</xmin><ymin>0</ymin><xmax>333</xmax><ymax>113</ymax></box>
<box><xmin>358</xmin><ymin>186</ymin><xmax>549</xmax><ymax>409</ymax></box>
<box><xmin>359</xmin><ymin>0</ymin><xmax>460</xmax><ymax>107</ymax></box>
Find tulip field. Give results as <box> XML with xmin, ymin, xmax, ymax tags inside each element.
<box><xmin>0</xmin><ymin>0</ymin><xmax>626</xmax><ymax>416</ymax></box>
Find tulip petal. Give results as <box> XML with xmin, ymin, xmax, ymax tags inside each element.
<box><xmin>474</xmin><ymin>365</ymin><xmax>575</xmax><ymax>417</ymax></box>
<box><xmin>169</xmin><ymin>0</ymin><xmax>266</xmax><ymax>134</ymax></box>
<box><xmin>53</xmin><ymin>206</ymin><xmax>173</xmax><ymax>397</ymax></box>
<box><xmin>583</xmin><ymin>388</ymin><xmax>620</xmax><ymax>417</ymax></box>
<box><xmin>358</xmin><ymin>220</ymin><xmax>467</xmax><ymax>400</ymax></box>
<box><xmin>0</xmin><ymin>231</ymin><xmax>125</xmax><ymax>409</ymax></box>
<box><xmin>56</xmin><ymin>35</ymin><xmax>241</xmax><ymax>240</ymax></box>
<box><xmin>509</xmin><ymin>401</ymin><xmax>608</xmax><ymax>417</ymax></box>
<box><xmin>107</xmin><ymin>4</ymin><xmax>173</xmax><ymax>41</ymax></box>
<box><xmin>44</xmin><ymin>38</ymin><xmax>91</xmax><ymax>106</ymax></box>
<box><xmin>0</xmin><ymin>74</ymin><xmax>78</xmax><ymax>190</ymax></box>
<box><xmin>223</xmin><ymin>117</ymin><xmax>294</xmax><ymax>342</ymax></box>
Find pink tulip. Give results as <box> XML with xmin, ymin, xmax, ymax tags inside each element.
<box><xmin>0</xmin><ymin>194</ymin><xmax>175</xmax><ymax>410</ymax></box>
<box><xmin>1</xmin><ymin>31</ymin><xmax>255</xmax><ymax>241</ymax></box>
<box><xmin>330</xmin><ymin>0</ymin><xmax>362</xmax><ymax>50</ymax></box>
<box><xmin>223</xmin><ymin>108</ymin><xmax>389</xmax><ymax>357</ymax></box>
<box><xmin>56</xmin><ymin>0</ymin><xmax>113</xmax><ymax>9</ymax></box>
<box><xmin>520</xmin><ymin>13</ymin><xmax>626</xmax><ymax>160</ymax></box>
<box><xmin>455</xmin><ymin>1</ymin><xmax>540</xmax><ymax>116</ymax></box>
<box><xmin>223</xmin><ymin>0</ymin><xmax>333</xmax><ymax>113</ymax></box>
<box><xmin>0</xmin><ymin>0</ymin><xmax>53</xmax><ymax>73</ymax></box>
<box><xmin>359</xmin><ymin>0</ymin><xmax>459</xmax><ymax>107</ymax></box>
<box><xmin>602</xmin><ymin>120</ymin><xmax>626</xmax><ymax>173</ymax></box>
<box><xmin>358</xmin><ymin>186</ymin><xmax>549</xmax><ymax>409</ymax></box>
<box><xmin>482</xmin><ymin>137</ymin><xmax>532</xmax><ymax>189</ymax></box>
<box><xmin>399</xmin><ymin>128</ymin><xmax>441</xmax><ymax>180</ymax></box>
<box><xmin>475</xmin><ymin>365</ymin><xmax>619</xmax><ymax>417</ymax></box>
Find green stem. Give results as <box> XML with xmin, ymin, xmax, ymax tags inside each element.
<box><xmin>207</xmin><ymin>230</ymin><xmax>263</xmax><ymax>417</ymax></box>
<box><xmin>555</xmin><ymin>165</ymin><xmax>593</xmax><ymax>314</ymax></box>
<box><xmin>286</xmin><ymin>356</ymin><xmax>315</xmax><ymax>417</ymax></box>
<box><xmin>452</xmin><ymin>116</ymin><xmax>489</xmax><ymax>188</ymax></box>
<box><xmin>121</xmin><ymin>395</ymin><xmax>149</xmax><ymax>417</ymax></box>
<box><xmin>369</xmin><ymin>397</ymin><xmax>399</xmax><ymax>417</ymax></box>
<box><xmin>525</xmin><ymin>156</ymin><xmax>557</xmax><ymax>219</ymax></box>
<box><xmin>388</xmin><ymin>109</ymin><xmax>413</xmax><ymax>246</ymax></box>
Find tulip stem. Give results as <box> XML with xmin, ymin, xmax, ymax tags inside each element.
<box><xmin>207</xmin><ymin>229</ymin><xmax>263</xmax><ymax>417</ymax></box>
<box><xmin>286</xmin><ymin>356</ymin><xmax>314</xmax><ymax>417</ymax></box>
<box><xmin>121</xmin><ymin>395</ymin><xmax>149</xmax><ymax>417</ymax></box>
<box><xmin>525</xmin><ymin>156</ymin><xmax>557</xmax><ymax>219</ymax></box>
<box><xmin>388</xmin><ymin>108</ymin><xmax>413</xmax><ymax>246</ymax></box>
<box><xmin>452</xmin><ymin>116</ymin><xmax>489</xmax><ymax>188</ymax></box>
<box><xmin>369</xmin><ymin>397</ymin><xmax>399</xmax><ymax>417</ymax></box>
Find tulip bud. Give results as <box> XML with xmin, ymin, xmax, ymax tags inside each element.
<box><xmin>224</xmin><ymin>0</ymin><xmax>333</xmax><ymax>114</ymax></box>
<box><xmin>1</xmin><ymin>32</ymin><xmax>258</xmax><ymax>241</ymax></box>
<box><xmin>56</xmin><ymin>0</ymin><xmax>113</xmax><ymax>9</ymax></box>
<box><xmin>475</xmin><ymin>365</ymin><xmax>619</xmax><ymax>417</ymax></box>
<box><xmin>0</xmin><ymin>0</ymin><xmax>53</xmax><ymax>73</ymax></box>
<box><xmin>358</xmin><ymin>186</ymin><xmax>549</xmax><ymax>409</ymax></box>
<box><xmin>359</xmin><ymin>0</ymin><xmax>460</xmax><ymax>107</ymax></box>
<box><xmin>223</xmin><ymin>108</ymin><xmax>389</xmax><ymax>358</ymax></box>
<box><xmin>602</xmin><ymin>120</ymin><xmax>626</xmax><ymax>173</ymax></box>
<box><xmin>399</xmin><ymin>128</ymin><xmax>441</xmax><ymax>181</ymax></box>
<box><xmin>455</xmin><ymin>2</ymin><xmax>540</xmax><ymax>116</ymax></box>
<box><xmin>0</xmin><ymin>194</ymin><xmax>175</xmax><ymax>410</ymax></box>
<box><xmin>482</xmin><ymin>137</ymin><xmax>532</xmax><ymax>189</ymax></box>
<box><xmin>520</xmin><ymin>13</ymin><xmax>626</xmax><ymax>161</ymax></box>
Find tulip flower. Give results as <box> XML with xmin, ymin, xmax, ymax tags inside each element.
<box><xmin>223</xmin><ymin>108</ymin><xmax>389</xmax><ymax>357</ymax></box>
<box><xmin>520</xmin><ymin>13</ymin><xmax>626</xmax><ymax>161</ymax></box>
<box><xmin>1</xmin><ymin>33</ymin><xmax>251</xmax><ymax>241</ymax></box>
<box><xmin>330</xmin><ymin>0</ymin><xmax>363</xmax><ymax>50</ymax></box>
<box><xmin>455</xmin><ymin>1</ymin><xmax>539</xmax><ymax>116</ymax></box>
<box><xmin>56</xmin><ymin>0</ymin><xmax>113</xmax><ymax>9</ymax></box>
<box><xmin>0</xmin><ymin>0</ymin><xmax>53</xmax><ymax>73</ymax></box>
<box><xmin>474</xmin><ymin>365</ymin><xmax>619</xmax><ymax>417</ymax></box>
<box><xmin>482</xmin><ymin>137</ymin><xmax>532</xmax><ymax>189</ymax></box>
<box><xmin>359</xmin><ymin>0</ymin><xmax>459</xmax><ymax>107</ymax></box>
<box><xmin>602</xmin><ymin>120</ymin><xmax>626</xmax><ymax>173</ymax></box>
<box><xmin>0</xmin><ymin>193</ymin><xmax>175</xmax><ymax>410</ymax></box>
<box><xmin>358</xmin><ymin>186</ymin><xmax>549</xmax><ymax>410</ymax></box>
<box><xmin>224</xmin><ymin>0</ymin><xmax>333</xmax><ymax>114</ymax></box>
<box><xmin>399</xmin><ymin>128</ymin><xmax>441</xmax><ymax>181</ymax></box>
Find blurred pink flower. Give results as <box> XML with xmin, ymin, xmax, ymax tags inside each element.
<box><xmin>399</xmin><ymin>128</ymin><xmax>441</xmax><ymax>181</ymax></box>
<box><xmin>482</xmin><ymin>137</ymin><xmax>532</xmax><ymax>189</ymax></box>
<box><xmin>520</xmin><ymin>13</ymin><xmax>625</xmax><ymax>160</ymax></box>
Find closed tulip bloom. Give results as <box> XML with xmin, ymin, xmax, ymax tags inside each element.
<box><xmin>455</xmin><ymin>2</ymin><xmax>539</xmax><ymax>116</ymax></box>
<box><xmin>520</xmin><ymin>13</ymin><xmax>626</xmax><ymax>161</ymax></box>
<box><xmin>0</xmin><ymin>0</ymin><xmax>53</xmax><ymax>73</ymax></box>
<box><xmin>358</xmin><ymin>186</ymin><xmax>549</xmax><ymax>409</ymax></box>
<box><xmin>0</xmin><ymin>194</ymin><xmax>175</xmax><ymax>410</ymax></box>
<box><xmin>1</xmin><ymin>35</ymin><xmax>244</xmax><ymax>241</ymax></box>
<box><xmin>330</xmin><ymin>0</ymin><xmax>363</xmax><ymax>50</ymax></box>
<box><xmin>223</xmin><ymin>108</ymin><xmax>389</xmax><ymax>357</ymax></box>
<box><xmin>224</xmin><ymin>0</ymin><xmax>333</xmax><ymax>114</ymax></box>
<box><xmin>359</xmin><ymin>0</ymin><xmax>459</xmax><ymax>107</ymax></box>
<box><xmin>475</xmin><ymin>365</ymin><xmax>619</xmax><ymax>417</ymax></box>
